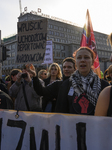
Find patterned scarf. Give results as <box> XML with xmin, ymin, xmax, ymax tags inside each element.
<box><xmin>69</xmin><ymin>69</ymin><xmax>101</xmax><ymax>106</ymax></box>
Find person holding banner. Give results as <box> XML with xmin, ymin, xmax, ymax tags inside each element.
<box><xmin>95</xmin><ymin>33</ymin><xmax>112</xmax><ymax>116</ymax></box>
<box><xmin>28</xmin><ymin>57</ymin><xmax>76</xmax><ymax>112</ymax></box>
<box><xmin>55</xmin><ymin>47</ymin><xmax>109</xmax><ymax>115</ymax></box>
<box><xmin>43</xmin><ymin>63</ymin><xmax>62</xmax><ymax>112</ymax></box>
<box><xmin>95</xmin><ymin>85</ymin><xmax>112</xmax><ymax>116</ymax></box>
<box><xmin>38</xmin><ymin>69</ymin><xmax>47</xmax><ymax>80</ymax></box>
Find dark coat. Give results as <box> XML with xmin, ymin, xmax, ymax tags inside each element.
<box><xmin>43</xmin><ymin>76</ymin><xmax>61</xmax><ymax>111</ymax></box>
<box><xmin>0</xmin><ymin>90</ymin><xmax>13</xmax><ymax>109</ymax></box>
<box><xmin>55</xmin><ymin>79</ymin><xmax>109</xmax><ymax>115</ymax></box>
<box><xmin>33</xmin><ymin>75</ymin><xmax>69</xmax><ymax>111</ymax></box>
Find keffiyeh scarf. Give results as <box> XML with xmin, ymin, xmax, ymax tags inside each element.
<box><xmin>69</xmin><ymin>69</ymin><xmax>101</xmax><ymax>106</ymax></box>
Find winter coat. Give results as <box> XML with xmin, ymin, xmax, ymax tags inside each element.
<box><xmin>9</xmin><ymin>80</ymin><xmax>41</xmax><ymax>111</ymax></box>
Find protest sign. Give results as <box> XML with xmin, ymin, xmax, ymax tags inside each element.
<box><xmin>0</xmin><ymin>110</ymin><xmax>112</xmax><ymax>150</ymax></box>
<box><xmin>42</xmin><ymin>40</ymin><xmax>53</xmax><ymax>64</ymax></box>
<box><xmin>16</xmin><ymin>19</ymin><xmax>47</xmax><ymax>64</ymax></box>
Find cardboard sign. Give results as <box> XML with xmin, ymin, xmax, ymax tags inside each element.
<box><xmin>42</xmin><ymin>40</ymin><xmax>53</xmax><ymax>64</ymax></box>
<box><xmin>0</xmin><ymin>110</ymin><xmax>112</xmax><ymax>150</ymax></box>
<box><xmin>16</xmin><ymin>19</ymin><xmax>47</xmax><ymax>64</ymax></box>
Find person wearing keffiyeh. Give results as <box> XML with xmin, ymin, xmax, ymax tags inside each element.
<box><xmin>55</xmin><ymin>47</ymin><xmax>109</xmax><ymax>115</ymax></box>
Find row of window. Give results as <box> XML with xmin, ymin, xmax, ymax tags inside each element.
<box><xmin>48</xmin><ymin>24</ymin><xmax>81</xmax><ymax>35</ymax></box>
<box><xmin>54</xmin><ymin>51</ymin><xmax>65</xmax><ymax>58</ymax></box>
<box><xmin>7</xmin><ymin>43</ymin><xmax>16</xmax><ymax>50</ymax></box>
<box><xmin>49</xmin><ymin>24</ymin><xmax>109</xmax><ymax>46</ymax></box>
<box><xmin>5</xmin><ymin>52</ymin><xmax>16</xmax><ymax>58</ymax></box>
<box><xmin>48</xmin><ymin>30</ymin><xmax>81</xmax><ymax>40</ymax></box>
<box><xmin>98</xmin><ymin>51</ymin><xmax>111</xmax><ymax>56</ymax></box>
<box><xmin>3</xmin><ymin>59</ymin><xmax>15</xmax><ymax>66</ymax></box>
<box><xmin>55</xmin><ymin>44</ymin><xmax>65</xmax><ymax>50</ymax></box>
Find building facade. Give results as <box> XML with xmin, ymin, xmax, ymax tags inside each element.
<box><xmin>2</xmin><ymin>12</ymin><xmax>112</xmax><ymax>75</ymax></box>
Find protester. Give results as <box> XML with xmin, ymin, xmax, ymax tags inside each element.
<box><xmin>6</xmin><ymin>69</ymin><xmax>22</xmax><ymax>108</ymax></box>
<box><xmin>7</xmin><ymin>69</ymin><xmax>22</xmax><ymax>91</ymax></box>
<box><xmin>55</xmin><ymin>47</ymin><xmax>109</xmax><ymax>115</ymax></box>
<box><xmin>38</xmin><ymin>69</ymin><xmax>47</xmax><ymax>80</ymax></box>
<box><xmin>103</xmin><ymin>65</ymin><xmax>112</xmax><ymax>84</ymax></box>
<box><xmin>0</xmin><ymin>90</ymin><xmax>13</xmax><ymax>109</ymax></box>
<box><xmin>43</xmin><ymin>63</ymin><xmax>62</xmax><ymax>112</ymax></box>
<box><xmin>94</xmin><ymin>85</ymin><xmax>112</xmax><ymax>116</ymax></box>
<box><xmin>95</xmin><ymin>33</ymin><xmax>112</xmax><ymax>116</ymax></box>
<box><xmin>9</xmin><ymin>64</ymin><xmax>42</xmax><ymax>111</ymax></box>
<box><xmin>0</xmin><ymin>78</ymin><xmax>9</xmax><ymax>94</ymax></box>
<box><xmin>28</xmin><ymin>57</ymin><xmax>76</xmax><ymax>112</ymax></box>
<box><xmin>5</xmin><ymin>75</ymin><xmax>10</xmax><ymax>84</ymax></box>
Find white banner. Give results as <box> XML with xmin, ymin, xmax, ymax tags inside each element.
<box><xmin>42</xmin><ymin>40</ymin><xmax>53</xmax><ymax>64</ymax></box>
<box><xmin>0</xmin><ymin>110</ymin><xmax>112</xmax><ymax>150</ymax></box>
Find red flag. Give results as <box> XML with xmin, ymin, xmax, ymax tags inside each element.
<box><xmin>80</xmin><ymin>9</ymin><xmax>101</xmax><ymax>78</ymax></box>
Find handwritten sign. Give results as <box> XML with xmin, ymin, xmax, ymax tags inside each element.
<box><xmin>42</xmin><ymin>40</ymin><xmax>53</xmax><ymax>64</ymax></box>
<box><xmin>16</xmin><ymin>19</ymin><xmax>47</xmax><ymax>64</ymax></box>
<box><xmin>0</xmin><ymin>110</ymin><xmax>112</xmax><ymax>150</ymax></box>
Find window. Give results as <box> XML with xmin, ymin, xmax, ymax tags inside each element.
<box><xmin>12</xmin><ymin>52</ymin><xmax>15</xmax><ymax>57</ymax></box>
<box><xmin>105</xmin><ymin>52</ymin><xmax>107</xmax><ymax>56</ymax></box>
<box><xmin>108</xmin><ymin>53</ymin><xmax>110</xmax><ymax>56</ymax></box>
<box><xmin>49</xmin><ymin>30</ymin><xmax>52</xmax><ymax>34</ymax></box>
<box><xmin>50</xmin><ymin>37</ymin><xmax>54</xmax><ymax>41</ymax></box>
<box><xmin>61</xmin><ymin>45</ymin><xmax>64</xmax><ymax>50</ymax></box>
<box><xmin>98</xmin><ymin>51</ymin><xmax>101</xmax><ymax>55</ymax></box>
<box><xmin>54</xmin><ymin>26</ymin><xmax>58</xmax><ymax>30</ymax></box>
<box><xmin>48</xmin><ymin>24</ymin><xmax>53</xmax><ymax>29</ymax></box>
<box><xmin>67</xmin><ymin>29</ymin><xmax>71</xmax><ymax>33</ymax></box>
<box><xmin>62</xmin><ymin>52</ymin><xmax>65</xmax><ymax>57</ymax></box>
<box><xmin>8</xmin><ymin>60</ymin><xmax>11</xmax><ymax>65</ymax></box>
<box><xmin>59</xmin><ymin>27</ymin><xmax>63</xmax><ymax>31</ymax></box>
<box><xmin>56</xmin><ymin>32</ymin><xmax>59</xmax><ymax>36</ymax></box>
<box><xmin>55</xmin><ymin>44</ymin><xmax>60</xmax><ymax>50</ymax></box>
<box><xmin>12</xmin><ymin>59</ymin><xmax>15</xmax><ymax>64</ymax></box>
<box><xmin>12</xmin><ymin>44</ymin><xmax>15</xmax><ymax>50</ymax></box>
<box><xmin>7</xmin><ymin>52</ymin><xmax>11</xmax><ymax>57</ymax></box>
<box><xmin>64</xmin><ymin>28</ymin><xmax>66</xmax><ymax>31</ymax></box>
<box><xmin>102</xmin><ymin>52</ymin><xmax>104</xmax><ymax>55</ymax></box>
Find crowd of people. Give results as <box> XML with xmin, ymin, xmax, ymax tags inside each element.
<box><xmin>1</xmin><ymin>45</ymin><xmax>112</xmax><ymax>117</ymax></box>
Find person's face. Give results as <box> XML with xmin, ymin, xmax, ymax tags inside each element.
<box><xmin>11</xmin><ymin>75</ymin><xmax>17</xmax><ymax>82</ymax></box>
<box><xmin>63</xmin><ymin>61</ymin><xmax>75</xmax><ymax>77</ymax></box>
<box><xmin>50</xmin><ymin>66</ymin><xmax>58</xmax><ymax>77</ymax></box>
<box><xmin>41</xmin><ymin>71</ymin><xmax>47</xmax><ymax>80</ymax></box>
<box><xmin>109</xmin><ymin>73</ymin><xmax>112</xmax><ymax>80</ymax></box>
<box><xmin>22</xmin><ymin>69</ymin><xmax>33</xmax><ymax>78</ymax></box>
<box><xmin>76</xmin><ymin>49</ymin><xmax>93</xmax><ymax>77</ymax></box>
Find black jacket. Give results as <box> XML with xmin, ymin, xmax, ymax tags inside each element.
<box><xmin>33</xmin><ymin>75</ymin><xmax>69</xmax><ymax>111</ymax></box>
<box><xmin>0</xmin><ymin>90</ymin><xmax>13</xmax><ymax>109</ymax></box>
<box><xmin>55</xmin><ymin>79</ymin><xmax>109</xmax><ymax>115</ymax></box>
<box><xmin>43</xmin><ymin>76</ymin><xmax>61</xmax><ymax>111</ymax></box>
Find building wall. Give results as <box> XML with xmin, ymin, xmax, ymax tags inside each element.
<box><xmin>2</xmin><ymin>13</ymin><xmax>112</xmax><ymax>75</ymax></box>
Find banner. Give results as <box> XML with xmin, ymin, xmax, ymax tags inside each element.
<box><xmin>80</xmin><ymin>9</ymin><xmax>101</xmax><ymax>78</ymax></box>
<box><xmin>0</xmin><ymin>110</ymin><xmax>112</xmax><ymax>150</ymax></box>
<box><xmin>42</xmin><ymin>40</ymin><xmax>53</xmax><ymax>64</ymax></box>
<box><xmin>17</xmin><ymin>19</ymin><xmax>47</xmax><ymax>64</ymax></box>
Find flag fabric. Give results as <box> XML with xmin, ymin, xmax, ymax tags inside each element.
<box><xmin>80</xmin><ymin>9</ymin><xmax>101</xmax><ymax>78</ymax></box>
